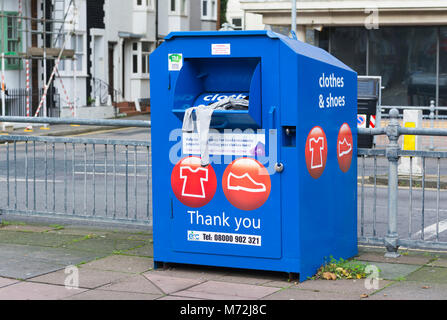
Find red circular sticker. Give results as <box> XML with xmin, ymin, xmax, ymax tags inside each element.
<box><xmin>337</xmin><ymin>123</ymin><xmax>353</xmax><ymax>173</ymax></box>
<box><xmin>222</xmin><ymin>158</ymin><xmax>271</xmax><ymax>211</ymax></box>
<box><xmin>305</xmin><ymin>126</ymin><xmax>328</xmax><ymax>179</ymax></box>
<box><xmin>171</xmin><ymin>156</ymin><xmax>217</xmax><ymax>208</ymax></box>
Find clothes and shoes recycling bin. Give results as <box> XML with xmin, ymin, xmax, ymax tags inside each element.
<box><xmin>150</xmin><ymin>31</ymin><xmax>358</xmax><ymax>281</ymax></box>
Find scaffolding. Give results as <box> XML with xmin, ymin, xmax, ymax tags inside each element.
<box><xmin>0</xmin><ymin>0</ymin><xmax>79</xmax><ymax>129</ymax></box>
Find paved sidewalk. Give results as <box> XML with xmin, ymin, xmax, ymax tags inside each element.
<box><xmin>0</xmin><ymin>220</ymin><xmax>446</xmax><ymax>300</ymax></box>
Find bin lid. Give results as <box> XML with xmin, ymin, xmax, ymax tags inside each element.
<box><xmin>165</xmin><ymin>30</ymin><xmax>280</xmax><ymax>41</ymax></box>
<box><xmin>164</xmin><ymin>30</ymin><xmax>354</xmax><ymax>73</ymax></box>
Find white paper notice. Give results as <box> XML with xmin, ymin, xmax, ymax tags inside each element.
<box><xmin>183</xmin><ymin>132</ymin><xmax>266</xmax><ymax>156</ymax></box>
<box><xmin>211</xmin><ymin>43</ymin><xmax>231</xmax><ymax>55</ymax></box>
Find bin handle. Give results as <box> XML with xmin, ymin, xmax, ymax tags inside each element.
<box><xmin>290</xmin><ymin>30</ymin><xmax>298</xmax><ymax>40</ymax></box>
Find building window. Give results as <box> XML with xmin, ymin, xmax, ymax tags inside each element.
<box><xmin>321</xmin><ymin>26</ymin><xmax>443</xmax><ymax>107</ymax></box>
<box><xmin>202</xmin><ymin>0</ymin><xmax>207</xmax><ymax>17</ymax></box>
<box><xmin>141</xmin><ymin>41</ymin><xmax>151</xmax><ymax>74</ymax></box>
<box><xmin>170</xmin><ymin>0</ymin><xmax>187</xmax><ymax>15</ymax></box>
<box><xmin>61</xmin><ymin>33</ymin><xmax>85</xmax><ymax>73</ymax></box>
<box><xmin>132</xmin><ymin>41</ymin><xmax>152</xmax><ymax>75</ymax></box>
<box><xmin>2</xmin><ymin>13</ymin><xmax>21</xmax><ymax>70</ymax></box>
<box><xmin>132</xmin><ymin>42</ymin><xmax>139</xmax><ymax>74</ymax></box>
<box><xmin>211</xmin><ymin>0</ymin><xmax>216</xmax><ymax>18</ymax></box>
<box><xmin>135</xmin><ymin>0</ymin><xmax>154</xmax><ymax>10</ymax></box>
<box><xmin>369</xmin><ymin>27</ymin><xmax>437</xmax><ymax>106</ymax></box>
<box><xmin>201</xmin><ymin>0</ymin><xmax>216</xmax><ymax>20</ymax></box>
<box><xmin>70</xmin><ymin>33</ymin><xmax>84</xmax><ymax>72</ymax></box>
<box><xmin>330</xmin><ymin>27</ymin><xmax>367</xmax><ymax>76</ymax></box>
<box><xmin>180</xmin><ymin>0</ymin><xmax>187</xmax><ymax>15</ymax></box>
<box><xmin>232</xmin><ymin>18</ymin><xmax>242</xmax><ymax>30</ymax></box>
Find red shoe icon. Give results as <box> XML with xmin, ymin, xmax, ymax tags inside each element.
<box><xmin>338</xmin><ymin>138</ymin><xmax>352</xmax><ymax>157</ymax></box>
<box><xmin>227</xmin><ymin>172</ymin><xmax>266</xmax><ymax>193</ymax></box>
<box><xmin>222</xmin><ymin>158</ymin><xmax>271</xmax><ymax>211</ymax></box>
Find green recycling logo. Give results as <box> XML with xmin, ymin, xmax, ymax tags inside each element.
<box><xmin>168</xmin><ymin>53</ymin><xmax>183</xmax><ymax>71</ymax></box>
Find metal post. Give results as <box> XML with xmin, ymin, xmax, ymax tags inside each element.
<box><xmin>73</xmin><ymin>52</ymin><xmax>77</xmax><ymax>117</ymax></box>
<box><xmin>72</xmin><ymin>0</ymin><xmax>77</xmax><ymax>117</ymax></box>
<box><xmin>436</xmin><ymin>27</ymin><xmax>440</xmax><ymax>118</ymax></box>
<box><xmin>429</xmin><ymin>100</ymin><xmax>435</xmax><ymax>151</ymax></box>
<box><xmin>384</xmin><ymin>108</ymin><xmax>401</xmax><ymax>258</ymax></box>
<box><xmin>291</xmin><ymin>0</ymin><xmax>296</xmax><ymax>35</ymax></box>
<box><xmin>1</xmin><ymin>53</ymin><xmax>5</xmax><ymax>121</ymax></box>
<box><xmin>1</xmin><ymin>0</ymin><xmax>6</xmax><ymax>131</ymax></box>
<box><xmin>43</xmin><ymin>0</ymin><xmax>48</xmax><ymax>125</ymax></box>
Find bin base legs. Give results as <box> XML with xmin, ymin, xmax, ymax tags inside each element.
<box><xmin>384</xmin><ymin>251</ymin><xmax>400</xmax><ymax>258</ymax></box>
<box><xmin>154</xmin><ymin>261</ymin><xmax>170</xmax><ymax>270</ymax></box>
<box><xmin>288</xmin><ymin>272</ymin><xmax>299</xmax><ymax>282</ymax></box>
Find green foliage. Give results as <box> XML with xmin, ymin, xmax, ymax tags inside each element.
<box><xmin>49</xmin><ymin>224</ymin><xmax>65</xmax><ymax>230</ymax></box>
<box><xmin>0</xmin><ymin>220</ymin><xmax>26</xmax><ymax>227</ymax></box>
<box><xmin>87</xmin><ymin>96</ymin><xmax>96</xmax><ymax>105</ymax></box>
<box><xmin>311</xmin><ymin>256</ymin><xmax>371</xmax><ymax>280</ymax></box>
<box><xmin>220</xmin><ymin>0</ymin><xmax>228</xmax><ymax>25</ymax></box>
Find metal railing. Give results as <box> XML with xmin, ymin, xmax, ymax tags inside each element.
<box><xmin>0</xmin><ymin>112</ymin><xmax>445</xmax><ymax>254</ymax></box>
<box><xmin>1</xmin><ymin>88</ymin><xmax>60</xmax><ymax>117</ymax></box>
<box><xmin>358</xmin><ymin>108</ymin><xmax>447</xmax><ymax>255</ymax></box>
<box><xmin>0</xmin><ymin>116</ymin><xmax>151</xmax><ymax>226</ymax></box>
<box><xmin>381</xmin><ymin>101</ymin><xmax>447</xmax><ymax>120</ymax></box>
<box><xmin>91</xmin><ymin>77</ymin><xmax>122</xmax><ymax>106</ymax></box>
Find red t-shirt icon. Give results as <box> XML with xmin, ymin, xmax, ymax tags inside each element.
<box><xmin>309</xmin><ymin>137</ymin><xmax>325</xmax><ymax>169</ymax></box>
<box><xmin>171</xmin><ymin>156</ymin><xmax>217</xmax><ymax>207</ymax></box>
<box><xmin>180</xmin><ymin>166</ymin><xmax>209</xmax><ymax>198</ymax></box>
<box><xmin>305</xmin><ymin>126</ymin><xmax>327</xmax><ymax>179</ymax></box>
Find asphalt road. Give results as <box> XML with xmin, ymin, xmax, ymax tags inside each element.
<box><xmin>0</xmin><ymin>126</ymin><xmax>445</xmax><ymax>244</ymax></box>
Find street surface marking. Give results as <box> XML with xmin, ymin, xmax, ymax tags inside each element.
<box><xmin>413</xmin><ymin>219</ymin><xmax>447</xmax><ymax>240</ymax></box>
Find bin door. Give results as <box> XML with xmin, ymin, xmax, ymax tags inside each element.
<box><xmin>170</xmin><ymin>151</ymin><xmax>281</xmax><ymax>259</ymax></box>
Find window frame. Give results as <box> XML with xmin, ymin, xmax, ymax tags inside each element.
<box><xmin>231</xmin><ymin>17</ymin><xmax>243</xmax><ymax>30</ymax></box>
<box><xmin>131</xmin><ymin>41</ymin><xmax>152</xmax><ymax>79</ymax></box>
<box><xmin>1</xmin><ymin>12</ymin><xmax>22</xmax><ymax>70</ymax></box>
<box><xmin>135</xmin><ymin>0</ymin><xmax>154</xmax><ymax>11</ymax></box>
<box><xmin>170</xmin><ymin>0</ymin><xmax>187</xmax><ymax>15</ymax></box>
<box><xmin>141</xmin><ymin>41</ymin><xmax>151</xmax><ymax>75</ymax></box>
<box><xmin>72</xmin><ymin>32</ymin><xmax>86</xmax><ymax>74</ymax></box>
<box><xmin>132</xmin><ymin>41</ymin><xmax>139</xmax><ymax>75</ymax></box>
<box><xmin>58</xmin><ymin>32</ymin><xmax>86</xmax><ymax>76</ymax></box>
<box><xmin>201</xmin><ymin>0</ymin><xmax>216</xmax><ymax>20</ymax></box>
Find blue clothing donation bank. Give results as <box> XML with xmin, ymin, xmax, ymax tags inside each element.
<box><xmin>150</xmin><ymin>30</ymin><xmax>358</xmax><ymax>281</ymax></box>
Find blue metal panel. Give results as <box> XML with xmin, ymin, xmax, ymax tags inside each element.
<box><xmin>150</xmin><ymin>30</ymin><xmax>358</xmax><ymax>280</ymax></box>
<box><xmin>294</xmin><ymin>54</ymin><xmax>358</xmax><ymax>280</ymax></box>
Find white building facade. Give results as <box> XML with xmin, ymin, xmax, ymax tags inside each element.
<box><xmin>226</xmin><ymin>0</ymin><xmax>264</xmax><ymax>30</ymax></box>
<box><xmin>1</xmin><ymin>0</ymin><xmax>219</xmax><ymax>118</ymax></box>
